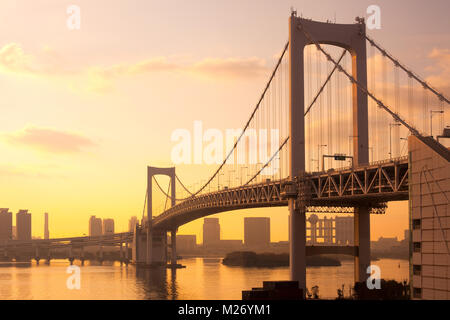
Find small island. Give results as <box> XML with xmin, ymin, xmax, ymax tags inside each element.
<box><xmin>222</xmin><ymin>251</ymin><xmax>341</xmax><ymax>268</ymax></box>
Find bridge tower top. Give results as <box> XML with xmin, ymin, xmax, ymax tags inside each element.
<box><xmin>147</xmin><ymin>166</ymin><xmax>176</xmax><ymax>221</ymax></box>
<box><xmin>288</xmin><ymin>16</ymin><xmax>369</xmax><ymax>175</ymax></box>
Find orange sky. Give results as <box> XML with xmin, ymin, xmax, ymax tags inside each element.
<box><xmin>0</xmin><ymin>0</ymin><xmax>448</xmax><ymax>242</ymax></box>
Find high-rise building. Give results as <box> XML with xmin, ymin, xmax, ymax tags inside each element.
<box><xmin>12</xmin><ymin>226</ymin><xmax>17</xmax><ymax>240</ymax></box>
<box><xmin>44</xmin><ymin>212</ymin><xmax>49</xmax><ymax>240</ymax></box>
<box><xmin>129</xmin><ymin>216</ymin><xmax>138</xmax><ymax>232</ymax></box>
<box><xmin>244</xmin><ymin>217</ymin><xmax>270</xmax><ymax>248</ymax></box>
<box><xmin>203</xmin><ymin>218</ymin><xmax>220</xmax><ymax>247</ymax></box>
<box><xmin>0</xmin><ymin>208</ymin><xmax>13</xmax><ymax>241</ymax></box>
<box><xmin>16</xmin><ymin>210</ymin><xmax>31</xmax><ymax>241</ymax></box>
<box><xmin>103</xmin><ymin>218</ymin><xmax>115</xmax><ymax>235</ymax></box>
<box><xmin>89</xmin><ymin>216</ymin><xmax>102</xmax><ymax>237</ymax></box>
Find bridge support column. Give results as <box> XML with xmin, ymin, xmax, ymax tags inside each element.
<box><xmin>80</xmin><ymin>246</ymin><xmax>85</xmax><ymax>266</ymax></box>
<box><xmin>354</xmin><ymin>206</ymin><xmax>371</xmax><ymax>284</ymax></box>
<box><xmin>34</xmin><ymin>246</ymin><xmax>40</xmax><ymax>265</ymax></box>
<box><xmin>289</xmin><ymin>204</ymin><xmax>306</xmax><ymax>296</ymax></box>
<box><xmin>46</xmin><ymin>249</ymin><xmax>51</xmax><ymax>265</ymax></box>
<box><xmin>68</xmin><ymin>246</ymin><xmax>74</xmax><ymax>265</ymax></box>
<box><xmin>99</xmin><ymin>244</ymin><xmax>103</xmax><ymax>263</ymax></box>
<box><xmin>120</xmin><ymin>242</ymin><xmax>123</xmax><ymax>265</ymax></box>
<box><xmin>171</xmin><ymin>230</ymin><xmax>177</xmax><ymax>266</ymax></box>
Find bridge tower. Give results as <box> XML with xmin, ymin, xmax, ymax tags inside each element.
<box><xmin>288</xmin><ymin>14</ymin><xmax>370</xmax><ymax>293</ymax></box>
<box><xmin>133</xmin><ymin>166</ymin><xmax>176</xmax><ymax>266</ymax></box>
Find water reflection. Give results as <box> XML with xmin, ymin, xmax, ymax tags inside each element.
<box><xmin>0</xmin><ymin>258</ymin><xmax>409</xmax><ymax>300</ymax></box>
<box><xmin>136</xmin><ymin>266</ymin><xmax>170</xmax><ymax>299</ymax></box>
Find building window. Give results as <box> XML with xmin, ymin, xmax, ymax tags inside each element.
<box><xmin>413</xmin><ymin>242</ymin><xmax>421</xmax><ymax>253</ymax></box>
<box><xmin>413</xmin><ymin>265</ymin><xmax>421</xmax><ymax>276</ymax></box>
<box><xmin>413</xmin><ymin>287</ymin><xmax>422</xmax><ymax>299</ymax></box>
<box><xmin>413</xmin><ymin>219</ymin><xmax>421</xmax><ymax>230</ymax></box>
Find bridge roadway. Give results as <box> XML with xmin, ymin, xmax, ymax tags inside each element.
<box><xmin>152</xmin><ymin>157</ymin><xmax>408</xmax><ymax>230</ymax></box>
<box><xmin>0</xmin><ymin>232</ymin><xmax>133</xmax><ymax>251</ymax></box>
<box><xmin>0</xmin><ymin>157</ymin><xmax>408</xmax><ymax>254</ymax></box>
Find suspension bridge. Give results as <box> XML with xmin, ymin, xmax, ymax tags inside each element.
<box><xmin>1</xmin><ymin>14</ymin><xmax>448</xmax><ymax>299</ymax></box>
<box><xmin>133</xmin><ymin>14</ymin><xmax>449</xmax><ymax>298</ymax></box>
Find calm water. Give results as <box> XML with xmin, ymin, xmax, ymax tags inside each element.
<box><xmin>0</xmin><ymin>258</ymin><xmax>408</xmax><ymax>300</ymax></box>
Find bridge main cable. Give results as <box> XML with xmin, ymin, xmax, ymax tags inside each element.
<box><xmin>166</xmin><ymin>41</ymin><xmax>290</xmax><ymax>200</ymax></box>
<box><xmin>297</xmin><ymin>21</ymin><xmax>424</xmax><ymax>138</ymax></box>
<box><xmin>365</xmin><ymin>34</ymin><xmax>449</xmax><ymax>105</ymax></box>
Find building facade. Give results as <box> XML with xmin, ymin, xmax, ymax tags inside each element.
<box><xmin>102</xmin><ymin>218</ymin><xmax>115</xmax><ymax>235</ymax></box>
<box><xmin>89</xmin><ymin>215</ymin><xmax>102</xmax><ymax>237</ymax></box>
<box><xmin>176</xmin><ymin>235</ymin><xmax>197</xmax><ymax>253</ymax></box>
<box><xmin>203</xmin><ymin>218</ymin><xmax>220</xmax><ymax>247</ymax></box>
<box><xmin>409</xmin><ymin>136</ymin><xmax>450</xmax><ymax>300</ymax></box>
<box><xmin>335</xmin><ymin>216</ymin><xmax>354</xmax><ymax>245</ymax></box>
<box><xmin>0</xmin><ymin>208</ymin><xmax>13</xmax><ymax>241</ymax></box>
<box><xmin>129</xmin><ymin>216</ymin><xmax>138</xmax><ymax>232</ymax></box>
<box><xmin>244</xmin><ymin>217</ymin><xmax>270</xmax><ymax>248</ymax></box>
<box><xmin>16</xmin><ymin>210</ymin><xmax>31</xmax><ymax>241</ymax></box>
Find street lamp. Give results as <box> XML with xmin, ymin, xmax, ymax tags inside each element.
<box><xmin>389</xmin><ymin>123</ymin><xmax>401</xmax><ymax>160</ymax></box>
<box><xmin>317</xmin><ymin>144</ymin><xmax>327</xmax><ymax>171</ymax></box>
<box><xmin>430</xmin><ymin>110</ymin><xmax>444</xmax><ymax>138</ymax></box>
<box><xmin>218</xmin><ymin>173</ymin><xmax>224</xmax><ymax>190</ymax></box>
<box><xmin>240</xmin><ymin>166</ymin><xmax>248</xmax><ymax>186</ymax></box>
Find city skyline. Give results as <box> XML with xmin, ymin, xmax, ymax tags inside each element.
<box><xmin>0</xmin><ymin>1</ymin><xmax>448</xmax><ymax>243</ymax></box>
<box><xmin>0</xmin><ymin>1</ymin><xmax>448</xmax><ymax>302</ymax></box>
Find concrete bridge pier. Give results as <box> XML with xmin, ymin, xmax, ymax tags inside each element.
<box><xmin>120</xmin><ymin>242</ymin><xmax>123</xmax><ymax>265</ymax></box>
<box><xmin>170</xmin><ymin>229</ymin><xmax>177</xmax><ymax>265</ymax></box>
<box><xmin>80</xmin><ymin>246</ymin><xmax>85</xmax><ymax>266</ymax></box>
<box><xmin>289</xmin><ymin>204</ymin><xmax>307</xmax><ymax>296</ymax></box>
<box><xmin>354</xmin><ymin>206</ymin><xmax>371</xmax><ymax>285</ymax></box>
<box><xmin>124</xmin><ymin>241</ymin><xmax>129</xmax><ymax>265</ymax></box>
<box><xmin>99</xmin><ymin>244</ymin><xmax>104</xmax><ymax>264</ymax></box>
<box><xmin>45</xmin><ymin>249</ymin><xmax>51</xmax><ymax>265</ymax></box>
<box><xmin>34</xmin><ymin>246</ymin><xmax>40</xmax><ymax>265</ymax></box>
<box><xmin>68</xmin><ymin>246</ymin><xmax>74</xmax><ymax>265</ymax></box>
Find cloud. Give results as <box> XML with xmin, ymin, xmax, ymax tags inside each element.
<box><xmin>0</xmin><ymin>43</ymin><xmax>271</xmax><ymax>93</ymax></box>
<box><xmin>191</xmin><ymin>57</ymin><xmax>268</xmax><ymax>79</ymax></box>
<box><xmin>0</xmin><ymin>43</ymin><xmax>33</xmax><ymax>73</ymax></box>
<box><xmin>425</xmin><ymin>48</ymin><xmax>450</xmax><ymax>95</ymax></box>
<box><xmin>2</xmin><ymin>127</ymin><xmax>96</xmax><ymax>154</ymax></box>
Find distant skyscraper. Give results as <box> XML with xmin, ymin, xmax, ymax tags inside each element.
<box><xmin>129</xmin><ymin>216</ymin><xmax>138</xmax><ymax>232</ymax></box>
<box><xmin>0</xmin><ymin>208</ymin><xmax>13</xmax><ymax>241</ymax></box>
<box><xmin>89</xmin><ymin>216</ymin><xmax>102</xmax><ymax>237</ymax></box>
<box><xmin>12</xmin><ymin>226</ymin><xmax>17</xmax><ymax>240</ymax></box>
<box><xmin>16</xmin><ymin>210</ymin><xmax>31</xmax><ymax>241</ymax></box>
<box><xmin>244</xmin><ymin>217</ymin><xmax>270</xmax><ymax>248</ymax></box>
<box><xmin>44</xmin><ymin>212</ymin><xmax>49</xmax><ymax>240</ymax></box>
<box><xmin>203</xmin><ymin>218</ymin><xmax>220</xmax><ymax>247</ymax></box>
<box><xmin>103</xmin><ymin>218</ymin><xmax>115</xmax><ymax>235</ymax></box>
